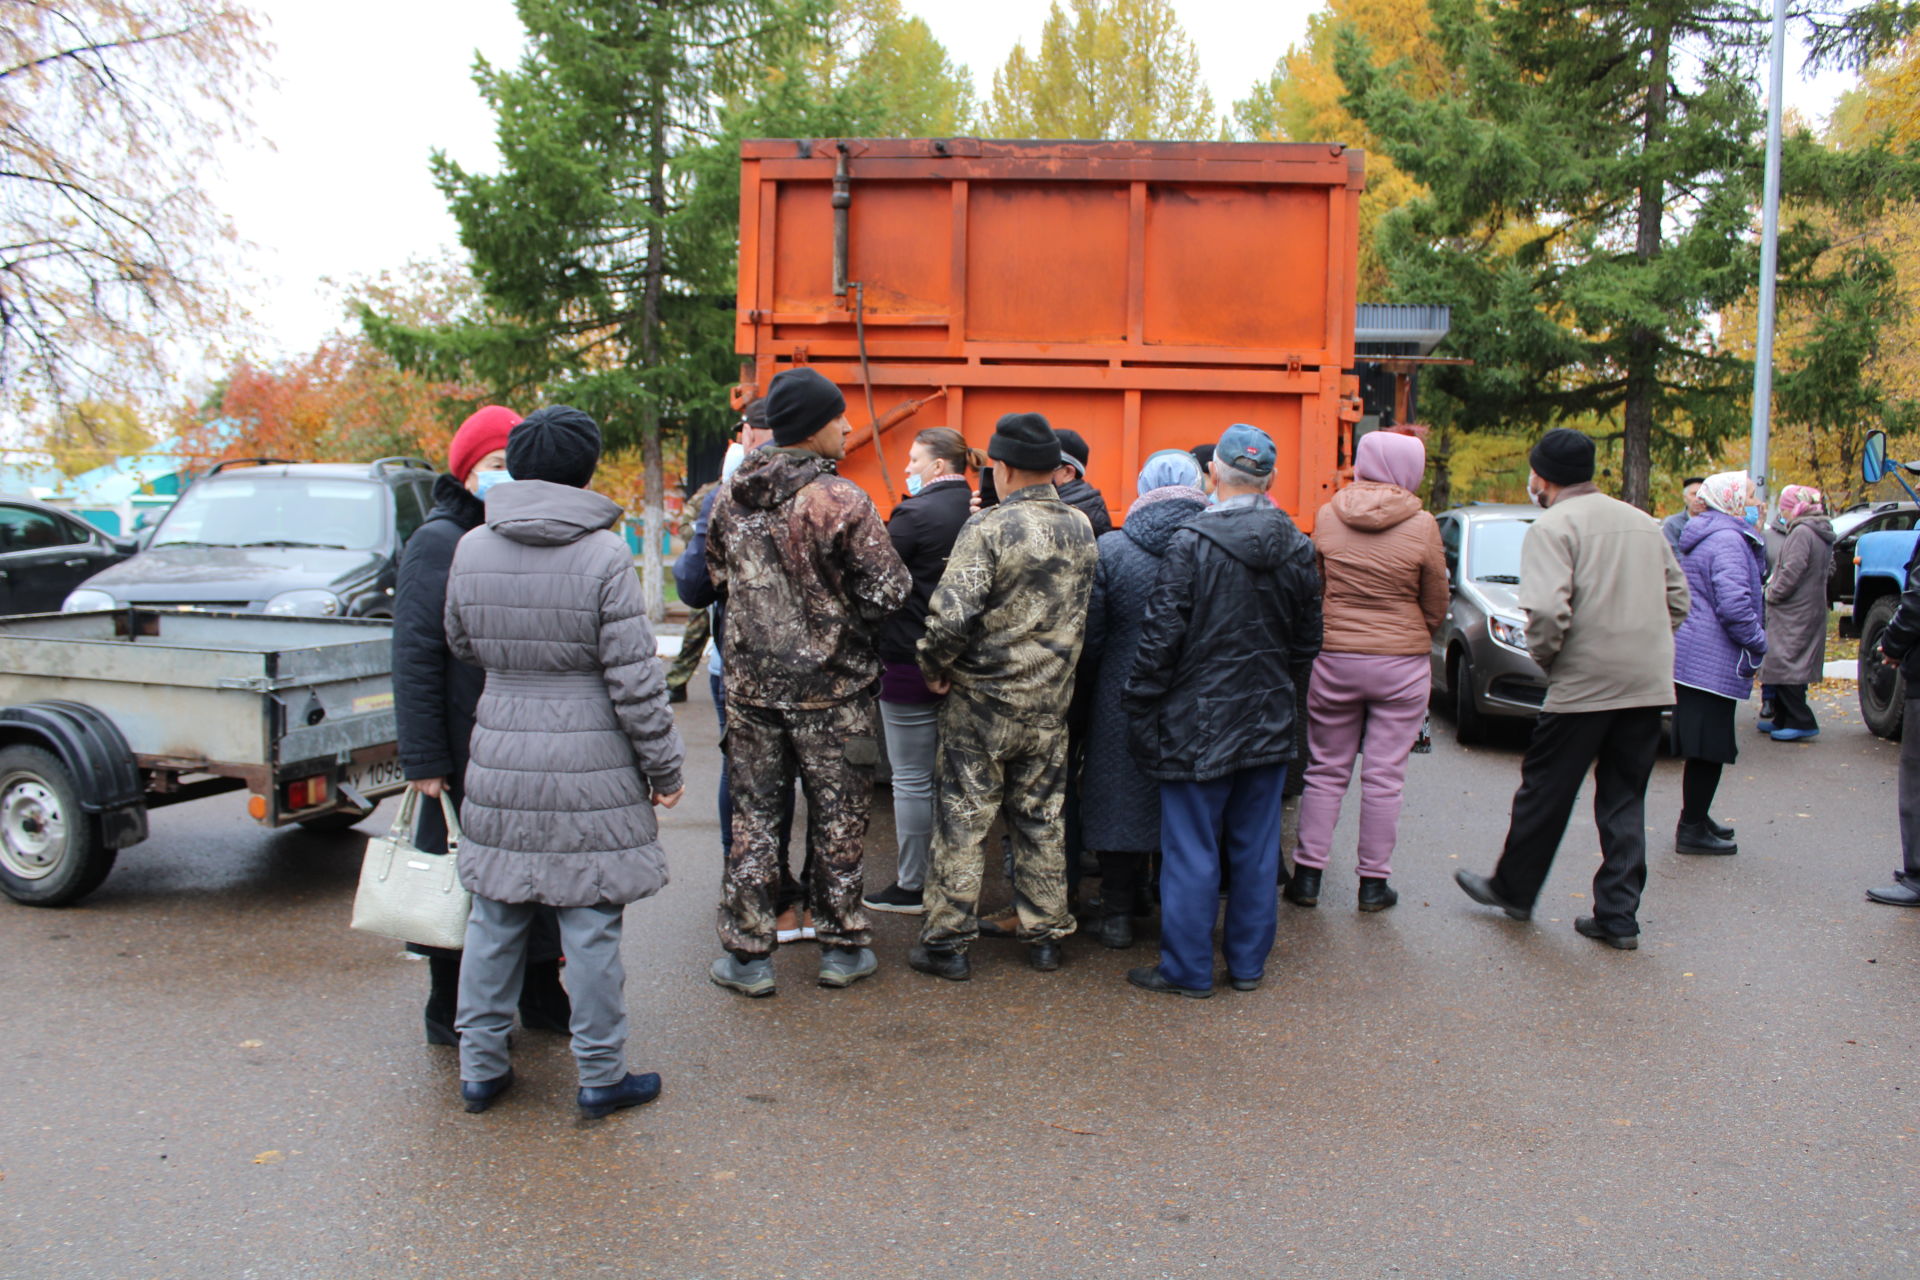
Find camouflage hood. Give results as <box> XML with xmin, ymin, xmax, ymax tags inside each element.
<box><xmin>729</xmin><ymin>447</ymin><xmax>837</xmax><ymax>511</ymax></box>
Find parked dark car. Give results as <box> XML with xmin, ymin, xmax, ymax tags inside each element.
<box><xmin>1828</xmin><ymin>500</ymin><xmax>1918</xmax><ymax>619</ymax></box>
<box><xmin>0</xmin><ymin>496</ymin><xmax>136</xmax><ymax>615</ymax></box>
<box><xmin>1430</xmin><ymin>504</ymin><xmax>1549</xmax><ymax>744</ymax></box>
<box><xmin>62</xmin><ymin>458</ymin><xmax>436</xmax><ymax>618</ymax></box>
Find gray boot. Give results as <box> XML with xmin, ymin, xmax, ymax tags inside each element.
<box><xmin>709</xmin><ymin>953</ymin><xmax>776</xmax><ymax>998</ymax></box>
<box><xmin>818</xmin><ymin>946</ymin><xmax>878</xmax><ymax>988</ymax></box>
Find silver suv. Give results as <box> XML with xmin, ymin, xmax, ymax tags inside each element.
<box><xmin>1430</xmin><ymin>505</ymin><xmax>1549</xmax><ymax>743</ymax></box>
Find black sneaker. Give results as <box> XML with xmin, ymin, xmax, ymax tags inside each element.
<box><xmin>862</xmin><ymin>882</ymin><xmax>924</xmax><ymax>914</ymax></box>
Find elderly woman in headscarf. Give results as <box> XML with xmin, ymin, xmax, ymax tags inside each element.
<box><xmin>1757</xmin><ymin>484</ymin><xmax>1834</xmax><ymax>742</ymax></box>
<box><xmin>1670</xmin><ymin>470</ymin><xmax>1768</xmax><ymax>855</ymax></box>
<box><xmin>1079</xmin><ymin>449</ymin><xmax>1211</xmax><ymax>947</ymax></box>
<box><xmin>1282</xmin><ymin>430</ymin><xmax>1447</xmax><ymax>913</ymax></box>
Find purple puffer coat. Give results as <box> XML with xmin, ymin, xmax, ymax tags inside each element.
<box><xmin>1673</xmin><ymin>509</ymin><xmax>1768</xmax><ymax>700</ymax></box>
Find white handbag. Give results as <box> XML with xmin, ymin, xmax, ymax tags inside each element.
<box><xmin>350</xmin><ymin>789</ymin><xmax>471</xmax><ymax>950</ymax></box>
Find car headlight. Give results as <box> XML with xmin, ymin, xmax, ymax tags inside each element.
<box><xmin>264</xmin><ymin>589</ymin><xmax>341</xmax><ymax>617</ymax></box>
<box><xmin>62</xmin><ymin>589</ymin><xmax>118</xmax><ymax>613</ymax></box>
<box><xmin>1488</xmin><ymin>614</ymin><xmax>1529</xmax><ymax>651</ymax></box>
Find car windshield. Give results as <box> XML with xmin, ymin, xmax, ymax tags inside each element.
<box><xmin>151</xmin><ymin>476</ymin><xmax>384</xmax><ymax>550</ymax></box>
<box><xmin>1831</xmin><ymin>507</ymin><xmax>1885</xmax><ymax>539</ymax></box>
<box><xmin>1468</xmin><ymin>517</ymin><xmax>1533</xmax><ymax>583</ymax></box>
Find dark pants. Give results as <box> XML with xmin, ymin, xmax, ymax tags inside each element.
<box><xmin>1772</xmin><ymin>683</ymin><xmax>1817</xmax><ymax>732</ymax></box>
<box><xmin>1492</xmin><ymin>706</ymin><xmax>1662</xmax><ymax>937</ymax></box>
<box><xmin>713</xmin><ymin>672</ymin><xmax>803</xmax><ymax>911</ymax></box>
<box><xmin>1157</xmin><ymin>763</ymin><xmax>1287</xmax><ymax>991</ymax></box>
<box><xmin>1898</xmin><ymin>698</ymin><xmax>1920</xmax><ymax>883</ymax></box>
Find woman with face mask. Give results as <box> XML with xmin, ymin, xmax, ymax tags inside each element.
<box><xmin>1670</xmin><ymin>471</ymin><xmax>1769</xmax><ymax>855</ymax></box>
<box><xmin>863</xmin><ymin>428</ymin><xmax>981</xmax><ymax>915</ymax></box>
<box><xmin>391</xmin><ymin>405</ymin><xmax>571</xmax><ymax>1047</ymax></box>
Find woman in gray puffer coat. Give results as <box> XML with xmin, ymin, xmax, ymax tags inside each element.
<box><xmin>1758</xmin><ymin>484</ymin><xmax>1835</xmax><ymax>741</ymax></box>
<box><xmin>443</xmin><ymin>406</ymin><xmax>686</xmax><ymax>1120</ymax></box>
<box><xmin>1079</xmin><ymin>450</ymin><xmax>1210</xmax><ymax>949</ymax></box>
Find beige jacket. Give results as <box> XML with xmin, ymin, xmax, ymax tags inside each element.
<box><xmin>1520</xmin><ymin>484</ymin><xmax>1691</xmax><ymax>714</ymax></box>
<box><xmin>1313</xmin><ymin>482</ymin><xmax>1448</xmax><ymax>656</ymax></box>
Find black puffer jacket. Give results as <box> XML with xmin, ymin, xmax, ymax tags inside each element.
<box><xmin>394</xmin><ymin>473</ymin><xmax>487</xmax><ymax>783</ymax></box>
<box><xmin>1057</xmin><ymin>476</ymin><xmax>1114</xmax><ymax>537</ymax></box>
<box><xmin>1122</xmin><ymin>498</ymin><xmax>1323</xmax><ymax>782</ymax></box>
<box><xmin>879</xmin><ymin>477</ymin><xmax>973</xmax><ymax>663</ymax></box>
<box><xmin>1878</xmin><ymin>539</ymin><xmax>1920</xmax><ymax>691</ymax></box>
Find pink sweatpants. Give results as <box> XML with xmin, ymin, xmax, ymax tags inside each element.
<box><xmin>1292</xmin><ymin>651</ymin><xmax>1431</xmax><ymax>878</ymax></box>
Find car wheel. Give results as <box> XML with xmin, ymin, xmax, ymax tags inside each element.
<box><xmin>1858</xmin><ymin>595</ymin><xmax>1906</xmax><ymax>741</ymax></box>
<box><xmin>1452</xmin><ymin>652</ymin><xmax>1487</xmax><ymax>746</ymax></box>
<box><xmin>0</xmin><ymin>745</ymin><xmax>117</xmax><ymax>906</ymax></box>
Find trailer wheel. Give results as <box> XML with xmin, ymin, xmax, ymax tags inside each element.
<box><xmin>1858</xmin><ymin>595</ymin><xmax>1906</xmax><ymax>741</ymax></box>
<box><xmin>298</xmin><ymin>809</ymin><xmax>370</xmax><ymax>833</ymax></box>
<box><xmin>0</xmin><ymin>745</ymin><xmax>117</xmax><ymax>906</ymax></box>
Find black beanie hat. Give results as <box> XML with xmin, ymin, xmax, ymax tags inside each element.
<box><xmin>1529</xmin><ymin>427</ymin><xmax>1595</xmax><ymax>487</ymax></box>
<box><xmin>743</xmin><ymin>396</ymin><xmax>768</xmax><ymax>433</ymax></box>
<box><xmin>766</xmin><ymin>367</ymin><xmax>846</xmax><ymax>447</ymax></box>
<box><xmin>507</xmin><ymin>405</ymin><xmax>602</xmax><ymax>488</ymax></box>
<box><xmin>989</xmin><ymin>412</ymin><xmax>1060</xmax><ymax>473</ymax></box>
<box><xmin>1055</xmin><ymin>427</ymin><xmax>1090</xmax><ymax>473</ymax></box>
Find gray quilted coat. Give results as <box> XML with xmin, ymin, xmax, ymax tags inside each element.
<box><xmin>443</xmin><ymin>481</ymin><xmax>685</xmax><ymax>907</ymax></box>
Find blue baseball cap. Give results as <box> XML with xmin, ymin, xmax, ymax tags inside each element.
<box><xmin>1216</xmin><ymin>423</ymin><xmax>1275</xmax><ymax>478</ymax></box>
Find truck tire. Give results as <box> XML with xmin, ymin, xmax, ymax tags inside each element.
<box><xmin>298</xmin><ymin>809</ymin><xmax>371</xmax><ymax>833</ymax></box>
<box><xmin>1451</xmin><ymin>652</ymin><xmax>1487</xmax><ymax>746</ymax></box>
<box><xmin>0</xmin><ymin>745</ymin><xmax>117</xmax><ymax>906</ymax></box>
<box><xmin>1858</xmin><ymin>595</ymin><xmax>1906</xmax><ymax>741</ymax></box>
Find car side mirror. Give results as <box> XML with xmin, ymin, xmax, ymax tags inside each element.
<box><xmin>111</xmin><ymin>535</ymin><xmax>139</xmax><ymax>555</ymax></box>
<box><xmin>1864</xmin><ymin>430</ymin><xmax>1889</xmax><ymax>484</ymax></box>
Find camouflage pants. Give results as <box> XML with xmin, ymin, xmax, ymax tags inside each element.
<box><xmin>664</xmin><ymin>608</ymin><xmax>711</xmax><ymax>692</ymax></box>
<box><xmin>920</xmin><ymin>691</ymin><xmax>1075</xmax><ymax>950</ymax></box>
<box><xmin>717</xmin><ymin>696</ymin><xmax>878</xmax><ymax>957</ymax></box>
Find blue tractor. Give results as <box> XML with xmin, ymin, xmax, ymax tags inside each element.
<box><xmin>1854</xmin><ymin>430</ymin><xmax>1920</xmax><ymax>738</ymax></box>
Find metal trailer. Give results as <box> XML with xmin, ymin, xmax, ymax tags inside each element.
<box><xmin>0</xmin><ymin>609</ymin><xmax>407</xmax><ymax>905</ymax></box>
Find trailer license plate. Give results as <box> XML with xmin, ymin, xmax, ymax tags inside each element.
<box><xmin>346</xmin><ymin>758</ymin><xmax>407</xmax><ymax>797</ymax></box>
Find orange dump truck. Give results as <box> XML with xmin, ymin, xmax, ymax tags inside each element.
<box><xmin>733</xmin><ymin>138</ymin><xmax>1365</xmax><ymax>531</ymax></box>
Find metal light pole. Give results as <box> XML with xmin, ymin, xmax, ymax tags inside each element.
<box><xmin>1749</xmin><ymin>0</ymin><xmax>1790</xmax><ymax>496</ymax></box>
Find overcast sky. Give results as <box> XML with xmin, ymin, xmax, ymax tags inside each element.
<box><xmin>216</xmin><ymin>0</ymin><xmax>1853</xmax><ymax>364</ymax></box>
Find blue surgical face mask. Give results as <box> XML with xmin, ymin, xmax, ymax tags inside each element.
<box><xmin>1743</xmin><ymin>504</ymin><xmax>1761</xmax><ymax>526</ymax></box>
<box><xmin>906</xmin><ymin>473</ymin><xmax>925</xmax><ymax>497</ymax></box>
<box><xmin>473</xmin><ymin>469</ymin><xmax>511</xmax><ymax>497</ymax></box>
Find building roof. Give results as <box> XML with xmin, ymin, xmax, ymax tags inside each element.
<box><xmin>1356</xmin><ymin>303</ymin><xmax>1452</xmax><ymax>358</ymax></box>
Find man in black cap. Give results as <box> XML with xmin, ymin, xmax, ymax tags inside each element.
<box><xmin>1455</xmin><ymin>426</ymin><xmax>1690</xmax><ymax>950</ymax></box>
<box><xmin>907</xmin><ymin>411</ymin><xmax>1099</xmax><ymax>981</ymax></box>
<box><xmin>1051</xmin><ymin>428</ymin><xmax>1114</xmax><ymax>536</ymax></box>
<box><xmin>707</xmin><ymin>367</ymin><xmax>910</xmax><ymax>996</ymax></box>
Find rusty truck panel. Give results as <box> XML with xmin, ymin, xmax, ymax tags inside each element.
<box><xmin>735</xmin><ymin>139</ymin><xmax>1364</xmax><ymax>529</ymax></box>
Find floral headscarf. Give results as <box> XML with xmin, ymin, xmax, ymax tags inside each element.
<box><xmin>1698</xmin><ymin>471</ymin><xmax>1753</xmax><ymax>517</ymax></box>
<box><xmin>1777</xmin><ymin>484</ymin><xmax>1825</xmax><ymax>520</ymax></box>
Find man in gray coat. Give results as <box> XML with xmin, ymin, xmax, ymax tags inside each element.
<box><xmin>443</xmin><ymin>406</ymin><xmax>686</xmax><ymax>1119</ymax></box>
<box><xmin>1455</xmin><ymin>428</ymin><xmax>1689</xmax><ymax>950</ymax></box>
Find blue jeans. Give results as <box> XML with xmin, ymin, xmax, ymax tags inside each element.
<box><xmin>1157</xmin><ymin>764</ymin><xmax>1287</xmax><ymax>990</ymax></box>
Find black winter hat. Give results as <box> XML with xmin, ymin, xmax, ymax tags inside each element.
<box><xmin>507</xmin><ymin>405</ymin><xmax>602</xmax><ymax>488</ymax></box>
<box><xmin>1055</xmin><ymin>427</ymin><xmax>1090</xmax><ymax>474</ymax></box>
<box><xmin>766</xmin><ymin>367</ymin><xmax>846</xmax><ymax>447</ymax></box>
<box><xmin>989</xmin><ymin>412</ymin><xmax>1060</xmax><ymax>473</ymax></box>
<box><xmin>1529</xmin><ymin>427</ymin><xmax>1595</xmax><ymax>487</ymax></box>
<box><xmin>742</xmin><ymin>396</ymin><xmax>768</xmax><ymax>433</ymax></box>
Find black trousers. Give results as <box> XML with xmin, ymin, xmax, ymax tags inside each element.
<box><xmin>1491</xmin><ymin>706</ymin><xmax>1663</xmax><ymax>936</ymax></box>
<box><xmin>1771</xmin><ymin>683</ymin><xmax>1817</xmax><ymax>732</ymax></box>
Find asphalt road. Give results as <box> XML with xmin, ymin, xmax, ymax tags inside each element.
<box><xmin>2</xmin><ymin>678</ymin><xmax>1915</xmax><ymax>1279</ymax></box>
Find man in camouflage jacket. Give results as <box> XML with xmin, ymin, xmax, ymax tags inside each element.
<box><xmin>706</xmin><ymin>368</ymin><xmax>910</xmax><ymax>996</ymax></box>
<box><xmin>908</xmin><ymin>412</ymin><xmax>1099</xmax><ymax>981</ymax></box>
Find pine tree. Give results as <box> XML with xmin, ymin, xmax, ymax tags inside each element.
<box><xmin>1341</xmin><ymin>0</ymin><xmax>1920</xmax><ymax>509</ymax></box>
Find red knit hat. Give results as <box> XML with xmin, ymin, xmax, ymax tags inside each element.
<box><xmin>447</xmin><ymin>405</ymin><xmax>521</xmax><ymax>483</ymax></box>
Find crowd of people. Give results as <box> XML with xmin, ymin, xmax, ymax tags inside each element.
<box><xmin>386</xmin><ymin>374</ymin><xmax>1919</xmax><ymax>1118</ymax></box>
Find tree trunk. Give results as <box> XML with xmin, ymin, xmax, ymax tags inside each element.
<box><xmin>637</xmin><ymin>85</ymin><xmax>669</xmax><ymax>623</ymax></box>
<box><xmin>1429</xmin><ymin>420</ymin><xmax>1453</xmax><ymax>511</ymax></box>
<box><xmin>1622</xmin><ymin>17</ymin><xmax>1672</xmax><ymax>513</ymax></box>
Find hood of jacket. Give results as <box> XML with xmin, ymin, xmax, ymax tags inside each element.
<box><xmin>1679</xmin><ymin>506</ymin><xmax>1761</xmax><ymax>556</ymax></box>
<box><xmin>731</xmin><ymin>446</ymin><xmax>835</xmax><ymax>511</ymax></box>
<box><xmin>428</xmin><ymin>471</ymin><xmax>486</xmax><ymax>531</ymax></box>
<box><xmin>1187</xmin><ymin>501</ymin><xmax>1299</xmax><ymax>570</ymax></box>
<box><xmin>1788</xmin><ymin>514</ymin><xmax>1836</xmax><ymax>546</ymax></box>
<box><xmin>483</xmin><ymin>479</ymin><xmax>622</xmax><ymax>546</ymax></box>
<box><xmin>1329</xmin><ymin>479</ymin><xmax>1423</xmax><ymax>531</ymax></box>
<box><xmin>1123</xmin><ymin>493</ymin><xmax>1208</xmax><ymax>556</ymax></box>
